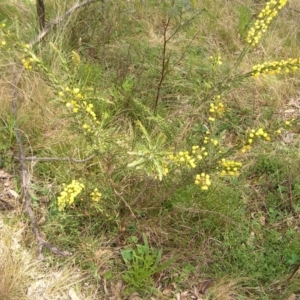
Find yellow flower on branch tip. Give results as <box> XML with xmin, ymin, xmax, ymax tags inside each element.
<box><xmin>246</xmin><ymin>0</ymin><xmax>288</xmax><ymax>47</ymax></box>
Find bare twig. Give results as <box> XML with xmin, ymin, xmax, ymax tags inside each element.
<box><xmin>36</xmin><ymin>0</ymin><xmax>45</xmax><ymax>31</ymax></box>
<box><xmin>30</xmin><ymin>0</ymin><xmax>102</xmax><ymax>46</ymax></box>
<box><xmin>14</xmin><ymin>155</ymin><xmax>95</xmax><ymax>163</ymax></box>
<box><xmin>131</xmin><ymin>180</ymin><xmax>152</xmax><ymax>206</ymax></box>
<box><xmin>153</xmin><ymin>16</ymin><xmax>171</xmax><ymax>114</ymax></box>
<box><xmin>287</xmin><ymin>262</ymin><xmax>300</xmax><ymax>282</ymax></box>
<box><xmin>173</xmin><ymin>206</ymin><xmax>235</xmax><ymax>223</ymax></box>
<box><xmin>113</xmin><ymin>188</ymin><xmax>137</xmax><ymax>219</ymax></box>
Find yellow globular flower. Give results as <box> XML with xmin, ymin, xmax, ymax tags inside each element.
<box><xmin>246</xmin><ymin>0</ymin><xmax>288</xmax><ymax>47</ymax></box>
<box><xmin>195</xmin><ymin>173</ymin><xmax>212</xmax><ymax>190</ymax></box>
<box><xmin>1</xmin><ymin>40</ymin><xmax>6</xmax><ymax>46</ymax></box>
<box><xmin>211</xmin><ymin>139</ymin><xmax>219</xmax><ymax>147</ymax></box>
<box><xmin>90</xmin><ymin>188</ymin><xmax>102</xmax><ymax>202</ymax></box>
<box><xmin>72</xmin><ymin>88</ymin><xmax>80</xmax><ymax>94</ymax></box>
<box><xmin>285</xmin><ymin>119</ymin><xmax>294</xmax><ymax>127</ymax></box>
<box><xmin>57</xmin><ymin>180</ymin><xmax>85</xmax><ymax>211</ymax></box>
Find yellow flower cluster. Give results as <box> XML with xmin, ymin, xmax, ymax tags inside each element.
<box><xmin>90</xmin><ymin>188</ymin><xmax>102</xmax><ymax>202</ymax></box>
<box><xmin>209</xmin><ymin>54</ymin><xmax>222</xmax><ymax>68</ymax></box>
<box><xmin>168</xmin><ymin>145</ymin><xmax>208</xmax><ymax>169</ymax></box>
<box><xmin>57</xmin><ymin>180</ymin><xmax>85</xmax><ymax>211</ymax></box>
<box><xmin>285</xmin><ymin>119</ymin><xmax>295</xmax><ymax>127</ymax></box>
<box><xmin>241</xmin><ymin>128</ymin><xmax>270</xmax><ymax>153</ymax></box>
<box><xmin>251</xmin><ymin>58</ymin><xmax>300</xmax><ymax>77</ymax></box>
<box><xmin>169</xmin><ymin>151</ymin><xmax>195</xmax><ymax>169</ymax></box>
<box><xmin>246</xmin><ymin>0</ymin><xmax>287</xmax><ymax>46</ymax></box>
<box><xmin>219</xmin><ymin>159</ymin><xmax>242</xmax><ymax>177</ymax></box>
<box><xmin>58</xmin><ymin>87</ymin><xmax>99</xmax><ymax>134</ymax></box>
<box><xmin>195</xmin><ymin>173</ymin><xmax>211</xmax><ymax>190</ymax></box>
<box><xmin>209</xmin><ymin>97</ymin><xmax>226</xmax><ymax>122</ymax></box>
<box><xmin>21</xmin><ymin>57</ymin><xmax>35</xmax><ymax>70</ymax></box>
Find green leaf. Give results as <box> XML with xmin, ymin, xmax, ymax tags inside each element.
<box><xmin>127</xmin><ymin>157</ymin><xmax>146</xmax><ymax>168</ymax></box>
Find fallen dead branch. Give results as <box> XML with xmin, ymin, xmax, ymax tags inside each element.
<box><xmin>10</xmin><ymin>0</ymin><xmax>105</xmax><ymax>258</ymax></box>
<box><xmin>14</xmin><ymin>155</ymin><xmax>95</xmax><ymax>163</ymax></box>
<box><xmin>12</xmin><ymin>66</ymin><xmax>71</xmax><ymax>259</ymax></box>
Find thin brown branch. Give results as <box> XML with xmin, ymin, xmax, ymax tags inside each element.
<box><xmin>36</xmin><ymin>0</ymin><xmax>45</xmax><ymax>31</ymax></box>
<box><xmin>12</xmin><ymin>65</ymin><xmax>70</xmax><ymax>259</ymax></box>
<box><xmin>287</xmin><ymin>262</ymin><xmax>300</xmax><ymax>282</ymax></box>
<box><xmin>30</xmin><ymin>0</ymin><xmax>102</xmax><ymax>46</ymax></box>
<box><xmin>113</xmin><ymin>188</ymin><xmax>137</xmax><ymax>219</ymax></box>
<box><xmin>153</xmin><ymin>17</ymin><xmax>171</xmax><ymax>114</ymax></box>
<box><xmin>131</xmin><ymin>180</ymin><xmax>152</xmax><ymax>206</ymax></box>
<box><xmin>173</xmin><ymin>206</ymin><xmax>235</xmax><ymax>224</ymax></box>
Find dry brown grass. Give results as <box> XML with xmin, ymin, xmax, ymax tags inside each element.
<box><xmin>0</xmin><ymin>214</ymin><xmax>101</xmax><ymax>300</ymax></box>
<box><xmin>0</xmin><ymin>223</ymin><xmax>31</xmax><ymax>300</ymax></box>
